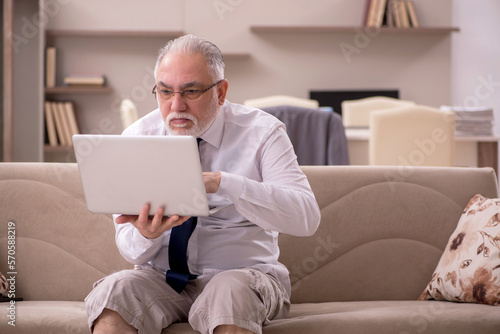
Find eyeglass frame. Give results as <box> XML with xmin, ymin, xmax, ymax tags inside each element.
<box><xmin>152</xmin><ymin>79</ymin><xmax>224</xmax><ymax>101</ymax></box>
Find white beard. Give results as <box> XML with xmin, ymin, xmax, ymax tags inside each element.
<box><xmin>165</xmin><ymin>95</ymin><xmax>220</xmax><ymax>137</ymax></box>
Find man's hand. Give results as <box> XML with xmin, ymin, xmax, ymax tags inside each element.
<box><xmin>203</xmin><ymin>171</ymin><xmax>222</xmax><ymax>193</ymax></box>
<box><xmin>115</xmin><ymin>203</ymin><xmax>190</xmax><ymax>239</ymax></box>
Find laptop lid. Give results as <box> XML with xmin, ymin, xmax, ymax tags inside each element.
<box><xmin>72</xmin><ymin>134</ymin><xmax>209</xmax><ymax>217</ymax></box>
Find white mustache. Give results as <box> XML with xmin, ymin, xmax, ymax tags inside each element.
<box><xmin>166</xmin><ymin>112</ymin><xmax>197</xmax><ymax>127</ymax></box>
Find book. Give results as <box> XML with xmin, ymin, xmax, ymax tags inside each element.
<box><xmin>375</xmin><ymin>0</ymin><xmax>388</xmax><ymax>27</ymax></box>
<box><xmin>64</xmin><ymin>101</ymin><xmax>80</xmax><ymax>138</ymax></box>
<box><xmin>44</xmin><ymin>101</ymin><xmax>58</xmax><ymax>146</ymax></box>
<box><xmin>384</xmin><ymin>0</ymin><xmax>395</xmax><ymax>27</ymax></box>
<box><xmin>399</xmin><ymin>0</ymin><xmax>411</xmax><ymax>28</ymax></box>
<box><xmin>45</xmin><ymin>47</ymin><xmax>56</xmax><ymax>88</ymax></box>
<box><xmin>365</xmin><ymin>0</ymin><xmax>380</xmax><ymax>27</ymax></box>
<box><xmin>51</xmin><ymin>101</ymin><xmax>68</xmax><ymax>146</ymax></box>
<box><xmin>56</xmin><ymin>101</ymin><xmax>73</xmax><ymax>146</ymax></box>
<box><xmin>46</xmin><ymin>101</ymin><xmax>80</xmax><ymax>146</ymax></box>
<box><xmin>63</xmin><ymin>74</ymin><xmax>106</xmax><ymax>86</ymax></box>
<box><xmin>406</xmin><ymin>1</ymin><xmax>419</xmax><ymax>28</ymax></box>
<box><xmin>392</xmin><ymin>0</ymin><xmax>402</xmax><ymax>28</ymax></box>
<box><xmin>366</xmin><ymin>0</ymin><xmax>387</xmax><ymax>28</ymax></box>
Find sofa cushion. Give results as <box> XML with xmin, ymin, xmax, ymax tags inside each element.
<box><xmin>164</xmin><ymin>301</ymin><xmax>500</xmax><ymax>334</ymax></box>
<box><xmin>0</xmin><ymin>301</ymin><xmax>89</xmax><ymax>334</ymax></box>
<box><xmin>419</xmin><ymin>194</ymin><xmax>500</xmax><ymax>305</ymax></box>
<box><xmin>2</xmin><ymin>300</ymin><xmax>499</xmax><ymax>334</ymax></box>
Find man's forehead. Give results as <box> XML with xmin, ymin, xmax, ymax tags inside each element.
<box><xmin>157</xmin><ymin>80</ymin><xmax>203</xmax><ymax>89</ymax></box>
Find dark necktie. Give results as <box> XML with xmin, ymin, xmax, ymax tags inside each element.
<box><xmin>165</xmin><ymin>137</ymin><xmax>202</xmax><ymax>293</ymax></box>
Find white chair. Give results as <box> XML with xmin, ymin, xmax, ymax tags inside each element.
<box><xmin>119</xmin><ymin>99</ymin><xmax>139</xmax><ymax>130</ymax></box>
<box><xmin>342</xmin><ymin>96</ymin><xmax>415</xmax><ymax>128</ymax></box>
<box><xmin>369</xmin><ymin>105</ymin><xmax>455</xmax><ymax>166</ymax></box>
<box><xmin>243</xmin><ymin>95</ymin><xmax>319</xmax><ymax>109</ymax></box>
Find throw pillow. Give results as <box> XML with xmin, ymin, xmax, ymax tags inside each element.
<box><xmin>418</xmin><ymin>194</ymin><xmax>500</xmax><ymax>305</ymax></box>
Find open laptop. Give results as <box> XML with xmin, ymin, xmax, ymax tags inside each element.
<box><xmin>72</xmin><ymin>134</ymin><xmax>209</xmax><ymax>217</ymax></box>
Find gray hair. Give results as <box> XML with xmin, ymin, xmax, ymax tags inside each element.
<box><xmin>154</xmin><ymin>34</ymin><xmax>225</xmax><ymax>81</ymax></box>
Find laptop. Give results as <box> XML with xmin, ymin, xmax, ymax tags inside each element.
<box><xmin>72</xmin><ymin>134</ymin><xmax>209</xmax><ymax>217</ymax></box>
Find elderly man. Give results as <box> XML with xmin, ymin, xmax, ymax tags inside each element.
<box><xmin>85</xmin><ymin>34</ymin><xmax>321</xmax><ymax>334</ymax></box>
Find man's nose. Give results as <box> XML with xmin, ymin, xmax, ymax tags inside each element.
<box><xmin>170</xmin><ymin>92</ymin><xmax>187</xmax><ymax>112</ymax></box>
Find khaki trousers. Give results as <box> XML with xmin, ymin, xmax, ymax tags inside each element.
<box><xmin>85</xmin><ymin>267</ymin><xmax>290</xmax><ymax>334</ymax></box>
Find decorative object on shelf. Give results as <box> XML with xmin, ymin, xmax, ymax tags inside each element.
<box><xmin>120</xmin><ymin>99</ymin><xmax>139</xmax><ymax>130</ymax></box>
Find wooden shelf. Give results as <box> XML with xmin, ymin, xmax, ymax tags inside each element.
<box><xmin>250</xmin><ymin>25</ymin><xmax>460</xmax><ymax>34</ymax></box>
<box><xmin>46</xmin><ymin>29</ymin><xmax>185</xmax><ymax>38</ymax></box>
<box><xmin>45</xmin><ymin>86</ymin><xmax>112</xmax><ymax>94</ymax></box>
<box><xmin>223</xmin><ymin>52</ymin><xmax>251</xmax><ymax>60</ymax></box>
<box><xmin>44</xmin><ymin>145</ymin><xmax>74</xmax><ymax>153</ymax></box>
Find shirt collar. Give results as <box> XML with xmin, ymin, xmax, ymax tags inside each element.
<box><xmin>197</xmin><ymin>100</ymin><xmax>226</xmax><ymax>149</ymax></box>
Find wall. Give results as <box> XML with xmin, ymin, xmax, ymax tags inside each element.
<box><xmin>13</xmin><ymin>0</ymin><xmax>455</xmax><ymax>160</ymax></box>
<box><xmin>451</xmin><ymin>0</ymin><xmax>500</xmax><ymax>135</ymax></box>
<box><xmin>187</xmin><ymin>0</ymin><xmax>453</xmax><ymax>106</ymax></box>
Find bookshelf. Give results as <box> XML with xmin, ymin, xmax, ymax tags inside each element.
<box><xmin>45</xmin><ymin>86</ymin><xmax>113</xmax><ymax>94</ymax></box>
<box><xmin>42</xmin><ymin>28</ymin><xmax>188</xmax><ymax>161</ymax></box>
<box><xmin>45</xmin><ymin>29</ymin><xmax>185</xmax><ymax>38</ymax></box>
<box><xmin>250</xmin><ymin>25</ymin><xmax>460</xmax><ymax>34</ymax></box>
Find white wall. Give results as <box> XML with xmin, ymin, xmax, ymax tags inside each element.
<box><xmin>451</xmin><ymin>0</ymin><xmax>500</xmax><ymax>135</ymax></box>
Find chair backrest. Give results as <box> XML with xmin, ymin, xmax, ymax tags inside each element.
<box><xmin>263</xmin><ymin>105</ymin><xmax>349</xmax><ymax>165</ymax></box>
<box><xmin>341</xmin><ymin>96</ymin><xmax>415</xmax><ymax>128</ymax></box>
<box><xmin>369</xmin><ymin>105</ymin><xmax>455</xmax><ymax>166</ymax></box>
<box><xmin>243</xmin><ymin>95</ymin><xmax>319</xmax><ymax>109</ymax></box>
<box><xmin>120</xmin><ymin>98</ymin><xmax>139</xmax><ymax>130</ymax></box>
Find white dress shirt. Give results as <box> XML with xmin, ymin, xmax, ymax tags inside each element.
<box><xmin>114</xmin><ymin>100</ymin><xmax>321</xmax><ymax>297</ymax></box>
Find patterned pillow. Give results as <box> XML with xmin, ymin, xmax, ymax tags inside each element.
<box><xmin>418</xmin><ymin>194</ymin><xmax>500</xmax><ymax>305</ymax></box>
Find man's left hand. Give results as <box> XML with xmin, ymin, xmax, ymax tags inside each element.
<box><xmin>203</xmin><ymin>172</ymin><xmax>221</xmax><ymax>193</ymax></box>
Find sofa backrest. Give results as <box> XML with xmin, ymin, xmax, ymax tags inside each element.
<box><xmin>0</xmin><ymin>163</ymin><xmax>130</xmax><ymax>301</ymax></box>
<box><xmin>281</xmin><ymin>166</ymin><xmax>498</xmax><ymax>303</ymax></box>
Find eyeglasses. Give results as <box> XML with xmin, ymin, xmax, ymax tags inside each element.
<box><xmin>152</xmin><ymin>79</ymin><xmax>223</xmax><ymax>101</ymax></box>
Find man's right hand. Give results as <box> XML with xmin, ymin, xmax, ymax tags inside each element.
<box><xmin>115</xmin><ymin>203</ymin><xmax>191</xmax><ymax>239</ymax></box>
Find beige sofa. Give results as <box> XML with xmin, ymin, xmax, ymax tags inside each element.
<box><xmin>1</xmin><ymin>163</ymin><xmax>499</xmax><ymax>334</ymax></box>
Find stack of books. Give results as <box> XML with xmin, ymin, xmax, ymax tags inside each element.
<box><xmin>44</xmin><ymin>101</ymin><xmax>80</xmax><ymax>147</ymax></box>
<box><xmin>63</xmin><ymin>74</ymin><xmax>106</xmax><ymax>87</ymax></box>
<box><xmin>364</xmin><ymin>0</ymin><xmax>419</xmax><ymax>28</ymax></box>
<box><xmin>441</xmin><ymin>106</ymin><xmax>495</xmax><ymax>136</ymax></box>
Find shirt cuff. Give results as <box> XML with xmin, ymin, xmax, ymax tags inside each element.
<box><xmin>130</xmin><ymin>227</ymin><xmax>163</xmax><ymax>253</ymax></box>
<box><xmin>217</xmin><ymin>171</ymin><xmax>245</xmax><ymax>203</ymax></box>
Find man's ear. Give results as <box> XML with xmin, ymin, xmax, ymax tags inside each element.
<box><xmin>217</xmin><ymin>79</ymin><xmax>229</xmax><ymax>106</ymax></box>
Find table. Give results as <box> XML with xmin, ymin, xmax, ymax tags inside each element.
<box><xmin>345</xmin><ymin>128</ymin><xmax>499</xmax><ymax>175</ymax></box>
